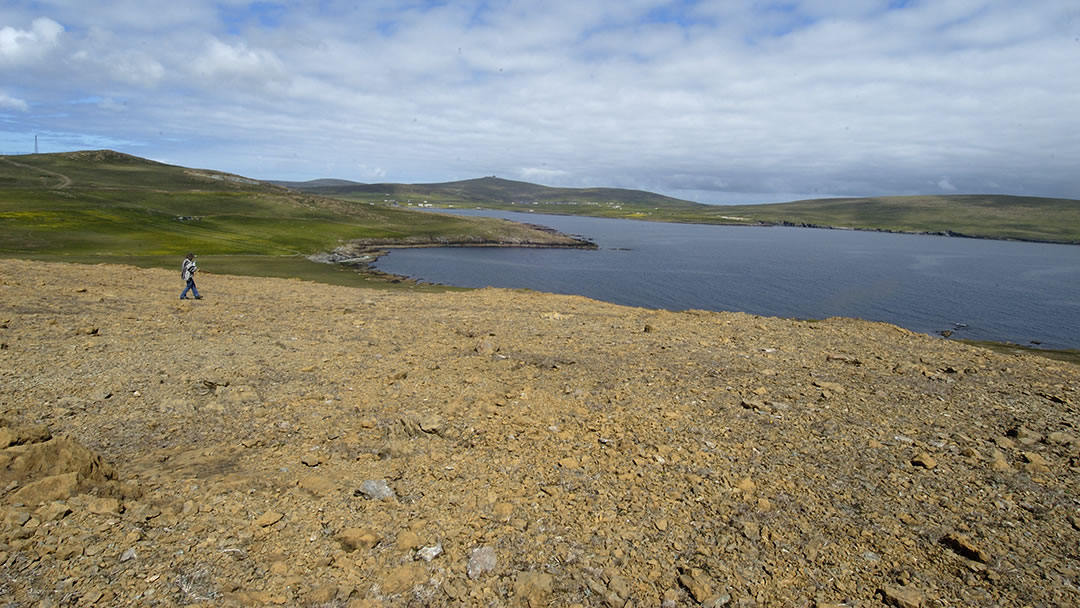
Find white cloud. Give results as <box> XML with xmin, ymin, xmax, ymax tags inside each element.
<box><xmin>191</xmin><ymin>38</ymin><xmax>288</xmax><ymax>87</ymax></box>
<box><xmin>71</xmin><ymin>48</ymin><xmax>165</xmax><ymax>87</ymax></box>
<box><xmin>938</xmin><ymin>177</ymin><xmax>958</xmax><ymax>192</ymax></box>
<box><xmin>0</xmin><ymin>17</ymin><xmax>63</xmax><ymax>66</ymax></box>
<box><xmin>0</xmin><ymin>1</ymin><xmax>1077</xmax><ymax>200</ymax></box>
<box><xmin>0</xmin><ymin>92</ymin><xmax>29</xmax><ymax>111</ymax></box>
<box><xmin>518</xmin><ymin>167</ymin><xmax>570</xmax><ymax>182</ymax></box>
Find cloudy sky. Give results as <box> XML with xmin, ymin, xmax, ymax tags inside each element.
<box><xmin>1</xmin><ymin>1</ymin><xmax>1078</xmax><ymax>204</ymax></box>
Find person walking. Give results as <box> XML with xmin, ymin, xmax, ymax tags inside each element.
<box><xmin>180</xmin><ymin>253</ymin><xmax>202</xmax><ymax>300</ymax></box>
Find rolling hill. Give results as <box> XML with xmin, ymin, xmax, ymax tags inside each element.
<box><xmin>273</xmin><ymin>176</ymin><xmax>708</xmax><ymax>217</ymax></box>
<box><xmin>279</xmin><ymin>176</ymin><xmax>1080</xmax><ymax>244</ymax></box>
<box><xmin>0</xmin><ymin>151</ymin><xmax>594</xmax><ymax>286</ymax></box>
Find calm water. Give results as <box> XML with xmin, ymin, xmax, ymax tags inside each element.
<box><xmin>374</xmin><ymin>210</ymin><xmax>1080</xmax><ymax>350</ymax></box>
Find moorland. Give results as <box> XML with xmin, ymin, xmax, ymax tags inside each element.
<box><xmin>0</xmin><ymin>151</ymin><xmax>593</xmax><ymax>288</ymax></box>
<box><xmin>281</xmin><ymin>176</ymin><xmax>1080</xmax><ymax>245</ymax></box>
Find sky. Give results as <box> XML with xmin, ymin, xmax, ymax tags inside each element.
<box><xmin>1</xmin><ymin>1</ymin><xmax>1078</xmax><ymax>204</ymax></box>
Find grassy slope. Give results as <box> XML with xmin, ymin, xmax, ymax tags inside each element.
<box><xmin>286</xmin><ymin>177</ymin><xmax>1080</xmax><ymax>244</ymax></box>
<box><xmin>715</xmin><ymin>195</ymin><xmax>1080</xmax><ymax>243</ymax></box>
<box><xmin>291</xmin><ymin>176</ymin><xmax>711</xmax><ymax>219</ymax></box>
<box><xmin>0</xmin><ymin>151</ymin><xmax>589</xmax><ymax>285</ymax></box>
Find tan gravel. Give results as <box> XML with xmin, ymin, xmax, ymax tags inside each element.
<box><xmin>1</xmin><ymin>259</ymin><xmax>1078</xmax><ymax>607</ymax></box>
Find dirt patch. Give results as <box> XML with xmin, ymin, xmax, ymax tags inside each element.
<box><xmin>0</xmin><ymin>259</ymin><xmax>1077</xmax><ymax>607</ymax></box>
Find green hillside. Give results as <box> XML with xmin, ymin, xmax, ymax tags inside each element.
<box><xmin>716</xmin><ymin>195</ymin><xmax>1080</xmax><ymax>244</ymax></box>
<box><xmin>282</xmin><ymin>176</ymin><xmax>1080</xmax><ymax>243</ymax></box>
<box><xmin>281</xmin><ymin>176</ymin><xmax>708</xmax><ymax>218</ymax></box>
<box><xmin>0</xmin><ymin>151</ymin><xmax>593</xmax><ymax>286</ymax></box>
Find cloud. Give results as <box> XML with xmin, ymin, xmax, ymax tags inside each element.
<box><xmin>518</xmin><ymin>167</ymin><xmax>570</xmax><ymax>182</ymax></box>
<box><xmin>191</xmin><ymin>38</ymin><xmax>288</xmax><ymax>87</ymax></box>
<box><xmin>0</xmin><ymin>17</ymin><xmax>63</xmax><ymax>66</ymax></box>
<box><xmin>938</xmin><ymin>177</ymin><xmax>957</xmax><ymax>192</ymax></box>
<box><xmin>0</xmin><ymin>92</ymin><xmax>29</xmax><ymax>111</ymax></box>
<box><xmin>0</xmin><ymin>1</ymin><xmax>1077</xmax><ymax>201</ymax></box>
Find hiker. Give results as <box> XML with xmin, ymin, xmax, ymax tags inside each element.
<box><xmin>180</xmin><ymin>253</ymin><xmax>202</xmax><ymax>300</ymax></box>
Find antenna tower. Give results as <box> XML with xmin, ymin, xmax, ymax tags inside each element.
<box><xmin>35</xmin><ymin>135</ymin><xmax>38</xmax><ymax>154</ymax></box>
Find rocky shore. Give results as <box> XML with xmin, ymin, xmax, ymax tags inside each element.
<box><xmin>1</xmin><ymin>259</ymin><xmax>1077</xmax><ymax>607</ymax></box>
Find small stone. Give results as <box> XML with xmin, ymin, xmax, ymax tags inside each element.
<box><xmin>881</xmin><ymin>584</ymin><xmax>925</xmax><ymax>608</ymax></box>
<box><xmin>4</xmin><ymin>511</ymin><xmax>31</xmax><ymax>526</ymax></box>
<box><xmin>1007</xmin><ymin>427</ymin><xmax>1042</xmax><ymax>445</ymax></box>
<box><xmin>120</xmin><ymin>547</ymin><xmax>137</xmax><ymax>562</ymax></box>
<box><xmin>558</xmin><ymin>456</ymin><xmax>581</xmax><ymax>470</ymax></box>
<box><xmin>493</xmin><ymin>502</ymin><xmax>514</xmax><ymax>520</ymax></box>
<box><xmin>467</xmin><ymin>546</ymin><xmax>498</xmax><ymax>579</ymax></box>
<box><xmin>677</xmin><ymin>567</ymin><xmax>714</xmax><ymax>603</ymax></box>
<box><xmin>381</xmin><ymin>563</ymin><xmax>426</xmax><ymax>595</ymax></box>
<box><xmin>514</xmin><ymin>571</ymin><xmax>554</xmax><ymax>608</ymax></box>
<box><xmin>86</xmin><ymin>497</ymin><xmax>122</xmax><ymax>515</ymax></box>
<box><xmin>416</xmin><ymin>543</ymin><xmax>443</xmax><ymax>561</ymax></box>
<box><xmin>358</xmin><ymin>479</ymin><xmax>396</xmax><ymax>500</ymax></box>
<box><xmin>395</xmin><ymin>530</ymin><xmax>421</xmax><ymax>551</ymax></box>
<box><xmin>298</xmin><ymin>475</ymin><xmax>336</xmax><ymax>496</ymax></box>
<box><xmin>1021</xmin><ymin>451</ymin><xmax>1049</xmax><ymax>472</ymax></box>
<box><xmin>418</xmin><ymin>415</ymin><xmax>444</xmax><ymax>434</ymax></box>
<box><xmin>607</xmin><ymin>575</ymin><xmax>632</xmax><ymax>599</ymax></box>
<box><xmin>1047</xmin><ymin>431</ymin><xmax>1077</xmax><ymax>445</ymax></box>
<box><xmin>254</xmin><ymin>511</ymin><xmax>284</xmax><ymax>527</ymax></box>
<box><xmin>989</xmin><ymin>450</ymin><xmax>1014</xmax><ymax>473</ymax></box>
<box><xmin>702</xmin><ymin>595</ymin><xmax>732</xmax><ymax>608</ymax></box>
<box><xmin>911</xmin><ymin>452</ymin><xmax>937</xmax><ymax>470</ymax></box>
<box><xmin>308</xmin><ymin>585</ymin><xmax>338</xmax><ymax>604</ymax></box>
<box><xmin>56</xmin><ymin>541</ymin><xmax>84</xmax><ymax>560</ymax></box>
<box><xmin>300</xmin><ymin>454</ymin><xmax>322</xmax><ymax>467</ymax></box>
<box><xmin>941</xmin><ymin>532</ymin><xmax>991</xmax><ymax>563</ymax></box>
<box><xmin>12</xmin><ymin>472</ymin><xmax>79</xmax><ymax>506</ymax></box>
<box><xmin>337</xmin><ymin>528</ymin><xmax>380</xmax><ymax>551</ymax></box>
<box><xmin>735</xmin><ymin>477</ymin><xmax>756</xmax><ymax>493</ymax></box>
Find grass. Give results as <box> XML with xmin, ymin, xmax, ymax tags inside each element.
<box><xmin>958</xmin><ymin>340</ymin><xmax>1080</xmax><ymax>365</ymax></box>
<box><xmin>708</xmin><ymin>195</ymin><xmax>1080</xmax><ymax>243</ymax></box>
<box><xmin>18</xmin><ymin>253</ymin><xmax>460</xmax><ymax>292</ymax></box>
<box><xmin>286</xmin><ymin>177</ymin><xmax>1080</xmax><ymax>244</ymax></box>
<box><xmin>0</xmin><ymin>151</ymin><xmax>593</xmax><ymax>291</ymax></box>
<box><xmin>0</xmin><ymin>155</ymin><xmax>588</xmax><ymax>258</ymax></box>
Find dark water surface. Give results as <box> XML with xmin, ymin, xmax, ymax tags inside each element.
<box><xmin>374</xmin><ymin>210</ymin><xmax>1080</xmax><ymax>350</ymax></box>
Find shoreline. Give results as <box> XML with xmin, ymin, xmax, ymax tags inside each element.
<box><xmin>429</xmin><ymin>205</ymin><xmax>1080</xmax><ymax>246</ymax></box>
<box><xmin>328</xmin><ymin>250</ymin><xmax>1080</xmax><ymax>362</ymax></box>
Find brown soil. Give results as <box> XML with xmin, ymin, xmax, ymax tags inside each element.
<box><xmin>1</xmin><ymin>259</ymin><xmax>1077</xmax><ymax>607</ymax></box>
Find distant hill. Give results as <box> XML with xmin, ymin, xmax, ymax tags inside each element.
<box><xmin>716</xmin><ymin>194</ymin><xmax>1080</xmax><ymax>244</ymax></box>
<box><xmin>280</xmin><ymin>175</ymin><xmax>706</xmax><ymax>214</ymax></box>
<box><xmin>279</xmin><ymin>175</ymin><xmax>1080</xmax><ymax>243</ymax></box>
<box><xmin>270</xmin><ymin>178</ymin><xmax>363</xmax><ymax>189</ymax></box>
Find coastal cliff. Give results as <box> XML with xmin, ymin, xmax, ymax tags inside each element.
<box><xmin>1</xmin><ymin>260</ymin><xmax>1077</xmax><ymax>607</ymax></box>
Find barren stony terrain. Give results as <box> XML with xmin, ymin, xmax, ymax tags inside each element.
<box><xmin>1</xmin><ymin>259</ymin><xmax>1077</xmax><ymax>607</ymax></box>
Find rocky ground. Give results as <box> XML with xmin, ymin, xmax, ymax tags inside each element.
<box><xmin>1</xmin><ymin>259</ymin><xmax>1077</xmax><ymax>608</ymax></box>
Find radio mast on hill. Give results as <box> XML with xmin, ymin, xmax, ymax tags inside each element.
<box><xmin>35</xmin><ymin>135</ymin><xmax>38</xmax><ymax>154</ymax></box>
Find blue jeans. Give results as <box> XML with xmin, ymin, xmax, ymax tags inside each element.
<box><xmin>180</xmin><ymin>279</ymin><xmax>200</xmax><ymax>299</ymax></box>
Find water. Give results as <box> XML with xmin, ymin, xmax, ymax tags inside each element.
<box><xmin>374</xmin><ymin>210</ymin><xmax>1080</xmax><ymax>350</ymax></box>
